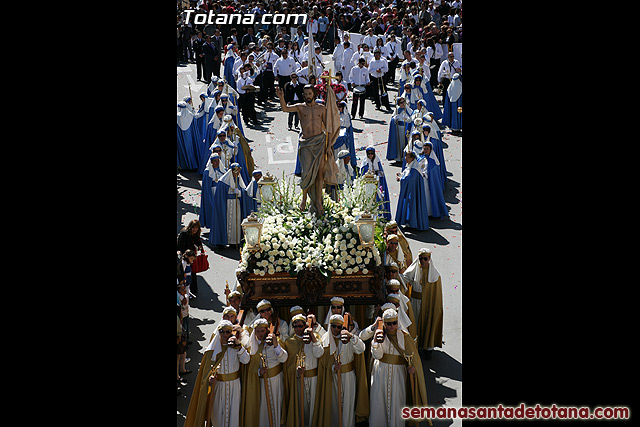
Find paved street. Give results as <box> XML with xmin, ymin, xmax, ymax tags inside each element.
<box><xmin>176</xmin><ymin>54</ymin><xmax>462</xmax><ymax>426</ymax></box>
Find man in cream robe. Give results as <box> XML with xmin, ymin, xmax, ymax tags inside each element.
<box><xmin>318</xmin><ymin>314</ymin><xmax>366</xmax><ymax>427</ymax></box>
<box><xmin>402</xmin><ymin>248</ymin><xmax>444</xmax><ymax>356</ymax></box>
<box><xmin>282</xmin><ymin>314</ymin><xmax>325</xmax><ymax>427</ymax></box>
<box><xmin>370</xmin><ymin>309</ymin><xmax>432</xmax><ymax>427</ymax></box>
<box><xmin>240</xmin><ymin>318</ymin><xmax>289</xmax><ymax>427</ymax></box>
<box><xmin>184</xmin><ymin>320</ymin><xmax>250</xmax><ymax>427</ymax></box>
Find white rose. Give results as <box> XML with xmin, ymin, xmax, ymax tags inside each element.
<box><xmin>362</xmin><ymin>268</ymin><xmax>369</xmax><ymax>274</ymax></box>
<box><xmin>335</xmin><ymin>269</ymin><xmax>343</xmax><ymax>275</ymax></box>
<box><xmin>355</xmin><ymin>256</ymin><xmax>363</xmax><ymax>264</ymax></box>
<box><xmin>346</xmin><ymin>267</ymin><xmax>353</xmax><ymax>275</ymax></box>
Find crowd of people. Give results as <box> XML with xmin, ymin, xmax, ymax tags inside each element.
<box><xmin>177</xmin><ymin>0</ymin><xmax>461</xmax><ymax>425</ymax></box>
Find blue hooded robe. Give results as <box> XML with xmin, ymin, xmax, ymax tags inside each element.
<box><xmin>209</xmin><ymin>168</ymin><xmax>253</xmax><ymax>246</ymax></box>
<box><xmin>177</xmin><ymin>102</ymin><xmax>199</xmax><ymax>170</ymax></box>
<box><xmin>442</xmin><ymin>73</ymin><xmax>462</xmax><ymax>131</ymax></box>
<box><xmin>386</xmin><ymin>106</ymin><xmax>414</xmax><ymax>162</ymax></box>
<box><xmin>395</xmin><ymin>160</ymin><xmax>429</xmax><ymax>230</ymax></box>
<box><xmin>223</xmin><ymin>53</ymin><xmax>237</xmax><ymax>91</ymax></box>
<box><xmin>418</xmin><ymin>143</ymin><xmax>448</xmax><ymax>219</ymax></box>
<box><xmin>199</xmin><ymin>155</ymin><xmax>225</xmax><ymax>230</ymax></box>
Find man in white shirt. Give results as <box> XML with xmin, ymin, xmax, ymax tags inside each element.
<box><xmin>362</xmin><ymin>27</ymin><xmax>378</xmax><ymax>51</ymax></box>
<box><xmin>273</xmin><ymin>48</ymin><xmax>296</xmax><ymax>89</ymax></box>
<box><xmin>384</xmin><ymin>34</ymin><xmax>401</xmax><ymax>84</ymax></box>
<box><xmin>348</xmin><ymin>57</ymin><xmax>370</xmax><ymax>119</ymax></box>
<box><xmin>261</xmin><ymin>42</ymin><xmax>279</xmax><ymax>100</ymax></box>
<box><xmin>339</xmin><ymin>41</ymin><xmax>355</xmax><ymax>80</ymax></box>
<box><xmin>236</xmin><ymin>65</ymin><xmax>258</xmax><ymax>127</ymax></box>
<box><xmin>368</xmin><ymin>48</ymin><xmax>391</xmax><ymax>111</ymax></box>
<box><xmin>437</xmin><ymin>51</ymin><xmax>461</xmax><ymax>95</ymax></box>
<box><xmin>426</xmin><ymin>38</ymin><xmax>443</xmax><ymax>89</ymax></box>
<box><xmin>350</xmin><ymin>43</ymin><xmax>373</xmax><ymax>70</ymax></box>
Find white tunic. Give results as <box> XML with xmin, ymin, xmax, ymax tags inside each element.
<box><xmin>321</xmin><ymin>331</ymin><xmax>365</xmax><ymax>427</ymax></box>
<box><xmin>369</xmin><ymin>333</ymin><xmax>410</xmax><ymax>427</ymax></box>
<box><xmin>292</xmin><ymin>337</ymin><xmax>325</xmax><ymax>427</ymax></box>
<box><xmin>254</xmin><ymin>340</ymin><xmax>288</xmax><ymax>427</ymax></box>
<box><xmin>211</xmin><ymin>345</ymin><xmax>251</xmax><ymax>427</ymax></box>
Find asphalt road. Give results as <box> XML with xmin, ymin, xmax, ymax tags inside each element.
<box><xmin>176</xmin><ymin>53</ymin><xmax>462</xmax><ymax>427</ymax></box>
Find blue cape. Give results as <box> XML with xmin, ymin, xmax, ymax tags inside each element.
<box><xmin>421</xmin><ymin>81</ymin><xmax>443</xmax><ymax>121</ymax></box>
<box><xmin>442</xmin><ymin>93</ymin><xmax>462</xmax><ymax>131</ymax></box>
<box><xmin>224</xmin><ymin>56</ymin><xmax>237</xmax><ymax>90</ymax></box>
<box><xmin>395</xmin><ymin>166</ymin><xmax>429</xmax><ymax>230</ymax></box>
<box><xmin>333</xmin><ymin>126</ymin><xmax>357</xmax><ymax>168</ymax></box>
<box><xmin>419</xmin><ymin>155</ymin><xmax>448</xmax><ymax>219</ymax></box>
<box><xmin>199</xmin><ymin>168</ymin><xmax>223</xmax><ymax>229</ymax></box>
<box><xmin>386</xmin><ymin>115</ymin><xmax>413</xmax><ymax>161</ymax></box>
<box><xmin>177</xmin><ymin>123</ymin><xmax>199</xmax><ymax>170</ymax></box>
<box><xmin>209</xmin><ymin>179</ymin><xmax>253</xmax><ymax>246</ymax></box>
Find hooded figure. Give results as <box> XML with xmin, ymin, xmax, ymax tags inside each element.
<box><xmin>183</xmin><ymin>320</ymin><xmax>250</xmax><ymax>427</ymax></box>
<box><xmin>199</xmin><ymin>152</ymin><xmax>226</xmax><ymax>229</ymax></box>
<box><xmin>177</xmin><ymin>101</ymin><xmax>200</xmax><ymax>170</ymax></box>
<box><xmin>369</xmin><ymin>308</ymin><xmax>432</xmax><ymax>427</ymax></box>
<box><xmin>401</xmin><ymin>248</ymin><xmax>444</xmax><ymax>353</ymax></box>
<box><xmin>395</xmin><ymin>150</ymin><xmax>429</xmax><ymax>231</ymax></box>
<box><xmin>386</xmin><ymin>96</ymin><xmax>414</xmax><ymax>162</ymax></box>
<box><xmin>418</xmin><ymin>141</ymin><xmax>449</xmax><ymax>219</ymax></box>
<box><xmin>209</xmin><ymin>163</ymin><xmax>254</xmax><ymax>246</ymax></box>
<box><xmin>442</xmin><ymin>72</ymin><xmax>462</xmax><ymax>131</ymax></box>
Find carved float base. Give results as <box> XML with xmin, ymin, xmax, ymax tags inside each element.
<box><xmin>236</xmin><ymin>264</ymin><xmax>385</xmax><ymax>308</ymax></box>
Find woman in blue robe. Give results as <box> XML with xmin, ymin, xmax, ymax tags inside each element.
<box><xmin>415</xmin><ymin>73</ymin><xmax>443</xmax><ymax>121</ymax></box>
<box><xmin>223</xmin><ymin>45</ymin><xmax>237</xmax><ymax>91</ymax></box>
<box><xmin>418</xmin><ymin>141</ymin><xmax>448</xmax><ymax>219</ymax></box>
<box><xmin>177</xmin><ymin>101</ymin><xmax>199</xmax><ymax>170</ymax></box>
<box><xmin>193</xmin><ymin>94</ymin><xmax>210</xmax><ymax>173</ymax></box>
<box><xmin>220</xmin><ymin>118</ymin><xmax>251</xmax><ymax>186</ymax></box>
<box><xmin>359</xmin><ymin>146</ymin><xmax>392</xmax><ymax>220</ymax></box>
<box><xmin>421</xmin><ymin>123</ymin><xmax>445</xmax><ymax>192</ymax></box>
<box><xmin>244</xmin><ymin>169</ymin><xmax>262</xmax><ymax>214</ymax></box>
<box><xmin>386</xmin><ymin>96</ymin><xmax>414</xmax><ymax>162</ymax></box>
<box><xmin>209</xmin><ymin>163</ymin><xmax>254</xmax><ymax>247</ymax></box>
<box><xmin>401</xmin><ymin>129</ymin><xmax>424</xmax><ymax>170</ymax></box>
<box><xmin>442</xmin><ymin>73</ymin><xmax>462</xmax><ymax>132</ymax></box>
<box><xmin>395</xmin><ymin>150</ymin><xmax>429</xmax><ymax>231</ymax></box>
<box><xmin>422</xmin><ymin>114</ymin><xmax>447</xmax><ymax>187</ymax></box>
<box><xmin>199</xmin><ymin>152</ymin><xmax>226</xmax><ymax>230</ymax></box>
<box><xmin>200</xmin><ymin>106</ymin><xmax>226</xmax><ymax>172</ymax></box>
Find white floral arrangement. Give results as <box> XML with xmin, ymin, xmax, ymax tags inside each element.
<box><xmin>236</xmin><ymin>174</ymin><xmax>384</xmax><ymax>278</ymax></box>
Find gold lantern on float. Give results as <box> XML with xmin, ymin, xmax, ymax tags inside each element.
<box><xmin>355</xmin><ymin>212</ymin><xmax>376</xmax><ymax>248</ymax></box>
<box><xmin>257</xmin><ymin>171</ymin><xmax>277</xmax><ymax>203</ymax></box>
<box><xmin>362</xmin><ymin>170</ymin><xmax>379</xmax><ymax>202</ymax></box>
<box><xmin>241</xmin><ymin>212</ymin><xmax>264</xmax><ymax>252</ymax></box>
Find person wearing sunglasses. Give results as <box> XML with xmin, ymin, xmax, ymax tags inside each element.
<box><xmin>254</xmin><ymin>299</ymin><xmax>290</xmax><ymax>342</ymax></box>
<box><xmin>184</xmin><ymin>320</ymin><xmax>250</xmax><ymax>427</ymax></box>
<box><xmin>315</xmin><ymin>314</ymin><xmax>367</xmax><ymax>427</ymax></box>
<box><xmin>386</xmin><ymin>280</ymin><xmax>417</xmax><ymax>339</ymax></box>
<box><xmin>321</xmin><ymin>297</ymin><xmax>360</xmax><ymax>336</ymax></box>
<box><xmin>402</xmin><ymin>248</ymin><xmax>444</xmax><ymax>359</ymax></box>
<box><xmin>241</xmin><ymin>317</ymin><xmax>289</xmax><ymax>427</ymax></box>
<box><xmin>282</xmin><ymin>313</ymin><xmax>325</xmax><ymax>427</ymax></box>
<box><xmin>370</xmin><ymin>308</ymin><xmax>430</xmax><ymax>426</ymax></box>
